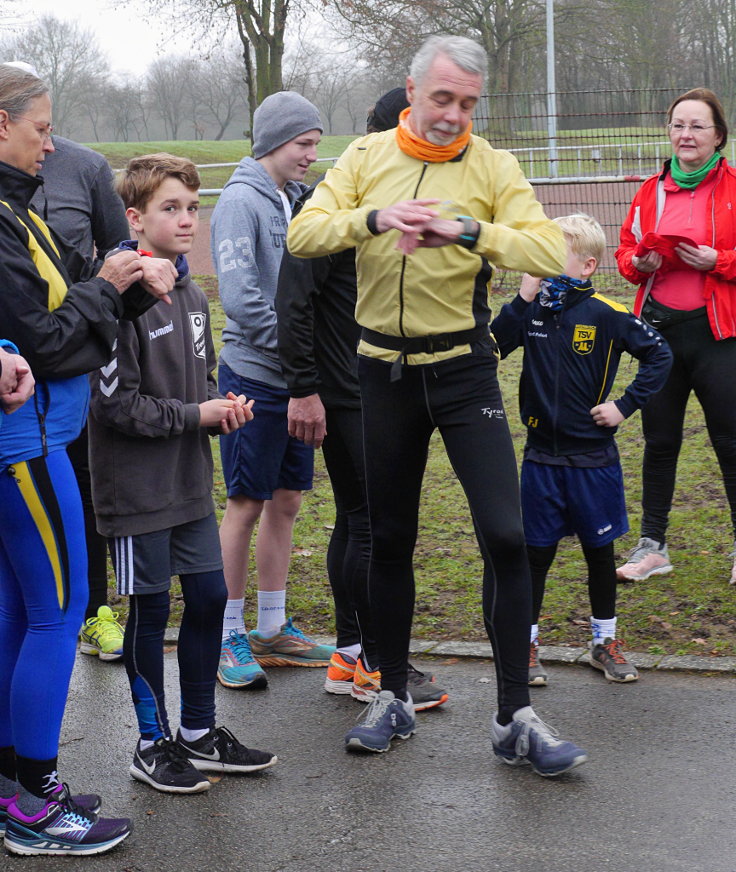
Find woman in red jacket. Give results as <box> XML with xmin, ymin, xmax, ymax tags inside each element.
<box><xmin>616</xmin><ymin>87</ymin><xmax>736</xmax><ymax>584</ymax></box>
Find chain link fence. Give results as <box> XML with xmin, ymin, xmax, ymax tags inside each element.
<box><xmin>474</xmin><ymin>87</ymin><xmax>726</xmax><ymax>274</ymax></box>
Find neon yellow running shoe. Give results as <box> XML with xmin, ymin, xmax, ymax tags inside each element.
<box><xmin>80</xmin><ymin>606</ymin><xmax>124</xmax><ymax>662</ymax></box>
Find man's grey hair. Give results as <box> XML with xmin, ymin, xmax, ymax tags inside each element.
<box><xmin>409</xmin><ymin>35</ymin><xmax>487</xmax><ymax>85</ymax></box>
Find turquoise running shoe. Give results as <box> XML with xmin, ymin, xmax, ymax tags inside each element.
<box><xmin>248</xmin><ymin>618</ymin><xmax>335</xmax><ymax>667</ymax></box>
<box><xmin>217</xmin><ymin>630</ymin><xmax>268</xmax><ymax>689</ymax></box>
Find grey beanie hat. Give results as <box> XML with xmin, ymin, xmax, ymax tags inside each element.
<box><xmin>252</xmin><ymin>91</ymin><xmax>323</xmax><ymax>159</ymax></box>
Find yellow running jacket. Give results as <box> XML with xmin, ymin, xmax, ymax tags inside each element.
<box><xmin>287</xmin><ymin>129</ymin><xmax>566</xmax><ymax>364</ymax></box>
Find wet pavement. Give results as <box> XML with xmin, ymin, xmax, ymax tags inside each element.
<box><xmin>12</xmin><ymin>650</ymin><xmax>736</xmax><ymax>872</ymax></box>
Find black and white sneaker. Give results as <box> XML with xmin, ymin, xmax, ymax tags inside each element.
<box><xmin>176</xmin><ymin>726</ymin><xmax>278</xmax><ymax>773</ymax></box>
<box><xmin>130</xmin><ymin>737</ymin><xmax>210</xmax><ymax>793</ymax></box>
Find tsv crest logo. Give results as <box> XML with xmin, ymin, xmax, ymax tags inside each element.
<box><xmin>189</xmin><ymin>312</ymin><xmax>207</xmax><ymax>359</ymax></box>
<box><xmin>572</xmin><ymin>324</ymin><xmax>596</xmax><ymax>355</ymax></box>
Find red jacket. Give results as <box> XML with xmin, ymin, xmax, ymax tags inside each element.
<box><xmin>616</xmin><ymin>157</ymin><xmax>736</xmax><ymax>340</ymax></box>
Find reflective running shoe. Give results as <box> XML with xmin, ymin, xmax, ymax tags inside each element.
<box><xmin>351</xmin><ymin>656</ymin><xmax>381</xmax><ymax>702</ymax></box>
<box><xmin>589</xmin><ymin>637</ymin><xmax>639</xmax><ymax>682</ymax></box>
<box><xmin>407</xmin><ymin>664</ymin><xmax>448</xmax><ymax>711</ymax></box>
<box><xmin>129</xmin><ymin>737</ymin><xmax>210</xmax><ymax>793</ymax></box>
<box><xmin>218</xmin><ymin>630</ymin><xmax>268</xmax><ymax>689</ymax></box>
<box><xmin>616</xmin><ymin>537</ymin><xmax>672</xmax><ymax>581</ymax></box>
<box><xmin>528</xmin><ymin>641</ymin><xmax>548</xmax><ymax>687</ymax></box>
<box><xmin>324</xmin><ymin>652</ymin><xmax>358</xmax><ymax>694</ymax></box>
<box><xmin>345</xmin><ymin>690</ymin><xmax>416</xmax><ymax>753</ymax></box>
<box><xmin>248</xmin><ymin>618</ymin><xmax>335</xmax><ymax>667</ymax></box>
<box><xmin>4</xmin><ymin>784</ymin><xmax>130</xmax><ymax>856</ymax></box>
<box><xmin>491</xmin><ymin>706</ymin><xmax>587</xmax><ymax>777</ymax></box>
<box><xmin>79</xmin><ymin>605</ymin><xmax>124</xmax><ymax>662</ymax></box>
<box><xmin>177</xmin><ymin>726</ymin><xmax>277</xmax><ymax>773</ymax></box>
<box><xmin>1</xmin><ymin>789</ymin><xmax>101</xmax><ymax>837</ymax></box>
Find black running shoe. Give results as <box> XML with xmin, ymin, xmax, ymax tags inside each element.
<box><xmin>129</xmin><ymin>737</ymin><xmax>210</xmax><ymax>793</ymax></box>
<box><xmin>177</xmin><ymin>726</ymin><xmax>278</xmax><ymax>773</ymax></box>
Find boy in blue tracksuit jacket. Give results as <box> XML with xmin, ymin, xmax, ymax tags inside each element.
<box><xmin>491</xmin><ymin>213</ymin><xmax>672</xmax><ymax>686</ymax></box>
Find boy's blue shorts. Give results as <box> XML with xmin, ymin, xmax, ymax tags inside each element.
<box><xmin>520</xmin><ymin>459</ymin><xmax>628</xmax><ymax>548</ymax></box>
<box><xmin>218</xmin><ymin>363</ymin><xmax>314</xmax><ymax>500</ymax></box>
<box><xmin>111</xmin><ymin>513</ymin><xmax>223</xmax><ymax>596</ymax></box>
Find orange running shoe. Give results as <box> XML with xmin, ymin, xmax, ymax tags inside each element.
<box><xmin>351</xmin><ymin>656</ymin><xmax>381</xmax><ymax>702</ymax></box>
<box><xmin>324</xmin><ymin>652</ymin><xmax>357</xmax><ymax>695</ymax></box>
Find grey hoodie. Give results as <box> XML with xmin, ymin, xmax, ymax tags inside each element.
<box><xmin>211</xmin><ymin>156</ymin><xmax>305</xmax><ymax>387</ymax></box>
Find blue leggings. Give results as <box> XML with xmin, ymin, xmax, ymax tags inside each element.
<box><xmin>0</xmin><ymin>451</ymin><xmax>87</xmax><ymax>761</ymax></box>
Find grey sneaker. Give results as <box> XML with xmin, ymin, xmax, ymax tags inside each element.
<box><xmin>528</xmin><ymin>642</ymin><xmax>548</xmax><ymax>686</ymax></box>
<box><xmin>729</xmin><ymin>542</ymin><xmax>736</xmax><ymax>585</ymax></box>
<box><xmin>491</xmin><ymin>706</ymin><xmax>587</xmax><ymax>777</ymax></box>
<box><xmin>589</xmin><ymin>638</ymin><xmax>639</xmax><ymax>682</ymax></box>
<box><xmin>407</xmin><ymin>664</ymin><xmax>448</xmax><ymax>710</ymax></box>
<box><xmin>616</xmin><ymin>537</ymin><xmax>672</xmax><ymax>581</ymax></box>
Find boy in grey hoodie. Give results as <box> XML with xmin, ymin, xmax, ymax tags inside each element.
<box><xmin>211</xmin><ymin>92</ymin><xmax>335</xmax><ymax>690</ymax></box>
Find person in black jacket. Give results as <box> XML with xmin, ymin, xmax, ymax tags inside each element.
<box><xmin>276</xmin><ymin>88</ymin><xmax>448</xmax><ymax>711</ymax></box>
<box><xmin>0</xmin><ymin>66</ymin><xmax>175</xmax><ymax>857</ymax></box>
<box><xmin>491</xmin><ymin>213</ymin><xmax>672</xmax><ymax>686</ymax></box>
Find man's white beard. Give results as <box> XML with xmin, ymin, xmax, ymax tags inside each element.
<box><xmin>426</xmin><ymin>124</ymin><xmax>461</xmax><ymax>146</ymax></box>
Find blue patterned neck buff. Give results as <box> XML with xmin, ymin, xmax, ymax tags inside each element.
<box><xmin>538</xmin><ymin>274</ymin><xmax>592</xmax><ymax>311</ymax></box>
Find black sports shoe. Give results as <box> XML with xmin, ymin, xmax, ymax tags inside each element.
<box><xmin>129</xmin><ymin>737</ymin><xmax>210</xmax><ymax>793</ymax></box>
<box><xmin>176</xmin><ymin>726</ymin><xmax>278</xmax><ymax>773</ymax></box>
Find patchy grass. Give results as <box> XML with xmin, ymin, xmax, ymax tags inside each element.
<box><xmin>109</xmin><ymin>272</ymin><xmax>736</xmax><ymax>658</ymax></box>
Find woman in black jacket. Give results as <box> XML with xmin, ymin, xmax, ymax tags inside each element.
<box><xmin>0</xmin><ymin>65</ymin><xmax>175</xmax><ymax>857</ymax></box>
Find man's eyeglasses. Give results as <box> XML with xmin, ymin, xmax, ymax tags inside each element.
<box><xmin>668</xmin><ymin>123</ymin><xmax>716</xmax><ymax>134</ymax></box>
<box><xmin>11</xmin><ymin>114</ymin><xmax>54</xmax><ymax>142</ymax></box>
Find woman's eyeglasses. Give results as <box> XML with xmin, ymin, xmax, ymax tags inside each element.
<box><xmin>11</xmin><ymin>114</ymin><xmax>54</xmax><ymax>142</ymax></box>
<box><xmin>668</xmin><ymin>123</ymin><xmax>715</xmax><ymax>134</ymax></box>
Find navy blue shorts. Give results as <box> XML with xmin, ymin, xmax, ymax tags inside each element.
<box><xmin>520</xmin><ymin>459</ymin><xmax>628</xmax><ymax>548</ymax></box>
<box><xmin>218</xmin><ymin>363</ymin><xmax>313</xmax><ymax>499</ymax></box>
<box><xmin>111</xmin><ymin>513</ymin><xmax>223</xmax><ymax>596</ymax></box>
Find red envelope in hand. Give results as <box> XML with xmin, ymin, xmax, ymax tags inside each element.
<box><xmin>634</xmin><ymin>232</ymin><xmax>699</xmax><ymax>263</ymax></box>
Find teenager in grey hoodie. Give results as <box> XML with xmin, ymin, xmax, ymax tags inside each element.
<box><xmin>211</xmin><ymin>91</ymin><xmax>335</xmax><ymax>691</ymax></box>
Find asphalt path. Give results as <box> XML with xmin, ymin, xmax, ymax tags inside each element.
<box><xmin>11</xmin><ymin>651</ymin><xmax>736</xmax><ymax>872</ymax></box>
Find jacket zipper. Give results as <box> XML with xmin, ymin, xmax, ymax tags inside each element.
<box><xmin>398</xmin><ymin>163</ymin><xmax>429</xmax><ymax>337</ymax></box>
<box><xmin>552</xmin><ymin>313</ymin><xmax>561</xmax><ymax>455</ymax></box>
<box><xmin>709</xmin><ymin>170</ymin><xmax>723</xmax><ymax>338</ymax></box>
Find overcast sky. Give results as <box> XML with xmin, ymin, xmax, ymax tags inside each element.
<box><xmin>10</xmin><ymin>0</ymin><xmax>197</xmax><ymax>77</ymax></box>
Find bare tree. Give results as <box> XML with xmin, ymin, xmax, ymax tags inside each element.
<box><xmin>145</xmin><ymin>0</ymin><xmax>313</xmax><ymax>127</ymax></box>
<box><xmin>325</xmin><ymin>0</ymin><xmax>550</xmax><ymax>93</ymax></box>
<box><xmin>105</xmin><ymin>78</ymin><xmax>151</xmax><ymax>143</ymax></box>
<box><xmin>0</xmin><ymin>15</ymin><xmax>110</xmax><ymax>134</ymax></box>
<box><xmin>196</xmin><ymin>45</ymin><xmax>249</xmax><ymax>140</ymax></box>
<box><xmin>146</xmin><ymin>56</ymin><xmax>198</xmax><ymax>140</ymax></box>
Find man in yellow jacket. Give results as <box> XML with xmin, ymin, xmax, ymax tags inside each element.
<box><xmin>288</xmin><ymin>34</ymin><xmax>586</xmax><ymax>775</ymax></box>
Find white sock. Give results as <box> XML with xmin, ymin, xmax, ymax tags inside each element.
<box><xmin>257</xmin><ymin>590</ymin><xmax>286</xmax><ymax>636</ymax></box>
<box><xmin>139</xmin><ymin>738</ymin><xmax>155</xmax><ymax>751</ymax></box>
<box><xmin>530</xmin><ymin>624</ymin><xmax>539</xmax><ymax>646</ymax></box>
<box><xmin>591</xmin><ymin>616</ymin><xmax>617</xmax><ymax>645</ymax></box>
<box><xmin>336</xmin><ymin>643</ymin><xmax>360</xmax><ymax>660</ymax></box>
<box><xmin>222</xmin><ymin>598</ymin><xmax>245</xmax><ymax>641</ymax></box>
<box><xmin>179</xmin><ymin>726</ymin><xmax>210</xmax><ymax>743</ymax></box>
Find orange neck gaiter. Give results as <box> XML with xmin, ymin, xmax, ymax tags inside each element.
<box><xmin>395</xmin><ymin>107</ymin><xmax>472</xmax><ymax>162</ymax></box>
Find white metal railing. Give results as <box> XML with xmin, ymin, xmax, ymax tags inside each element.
<box><xmin>195</xmin><ymin>140</ymin><xmax>736</xmax><ymax>194</ymax></box>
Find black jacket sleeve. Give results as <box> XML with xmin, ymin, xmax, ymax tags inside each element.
<box><xmin>276</xmin><ymin>248</ymin><xmax>332</xmax><ymax>398</ymax></box>
<box><xmin>490</xmin><ymin>293</ymin><xmax>530</xmax><ymax>359</ymax></box>
<box><xmin>0</xmin><ymin>210</ymin><xmax>125</xmax><ymax>380</ymax></box>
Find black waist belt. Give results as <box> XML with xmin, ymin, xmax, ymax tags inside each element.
<box><xmin>362</xmin><ymin>324</ymin><xmax>489</xmax><ymax>381</ymax></box>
